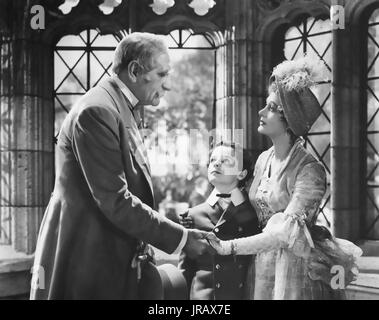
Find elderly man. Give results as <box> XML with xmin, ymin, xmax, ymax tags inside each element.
<box><xmin>30</xmin><ymin>33</ymin><xmax>210</xmax><ymax>300</ymax></box>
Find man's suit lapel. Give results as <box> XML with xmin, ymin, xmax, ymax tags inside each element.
<box><xmin>99</xmin><ymin>78</ymin><xmax>154</xmax><ymax>197</ymax></box>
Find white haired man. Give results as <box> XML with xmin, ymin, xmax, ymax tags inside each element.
<box><xmin>30</xmin><ymin>33</ymin><xmax>210</xmax><ymax>300</ymax></box>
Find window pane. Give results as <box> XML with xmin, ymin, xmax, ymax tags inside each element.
<box><xmin>56</xmin><ymin>34</ymin><xmax>85</xmax><ymax>47</ymax></box>
<box><xmin>91</xmin><ymin>34</ymin><xmax>119</xmax><ymax>47</ymax></box>
<box><xmin>55</xmin><ymin>50</ymin><xmax>87</xmax><ymax>92</ymax></box>
<box><xmin>183</xmin><ymin>34</ymin><xmax>213</xmax><ymax>48</ymax></box>
<box><xmin>285</xmin><ymin>26</ymin><xmax>301</xmax><ymax>40</ymax></box>
<box><xmin>89</xmin><ymin>51</ymin><xmax>113</xmax><ymax>87</ymax></box>
<box><xmin>284</xmin><ymin>39</ymin><xmax>302</xmax><ymax>60</ymax></box>
<box><xmin>366</xmin><ymin>188</ymin><xmax>379</xmax><ymax>239</ymax></box>
<box><xmin>308</xmin><ymin>18</ymin><xmax>331</xmax><ymax>35</ymax></box>
<box><xmin>284</xmin><ymin>18</ymin><xmax>332</xmax><ymax>226</ymax></box>
<box><xmin>366</xmin><ymin>9</ymin><xmax>379</xmax><ymax>238</ymax></box>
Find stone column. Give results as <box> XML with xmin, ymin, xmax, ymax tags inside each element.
<box><xmin>0</xmin><ymin>1</ymin><xmax>54</xmax><ymax>255</ymax></box>
<box><xmin>215</xmin><ymin>34</ymin><xmax>230</xmax><ymax>139</ymax></box>
<box><xmin>331</xmin><ymin>0</ymin><xmax>362</xmax><ymax>240</ymax></box>
<box><xmin>215</xmin><ymin>0</ymin><xmax>269</xmax><ymax>160</ymax></box>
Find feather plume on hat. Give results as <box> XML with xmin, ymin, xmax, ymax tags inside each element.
<box><xmin>269</xmin><ymin>55</ymin><xmax>327</xmax><ymax>136</ymax></box>
<box><xmin>271</xmin><ymin>55</ymin><xmax>328</xmax><ymax>92</ymax></box>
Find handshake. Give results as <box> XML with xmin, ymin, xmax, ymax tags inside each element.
<box><xmin>180</xmin><ymin>213</ymin><xmax>228</xmax><ymax>258</ymax></box>
<box><xmin>183</xmin><ymin>229</ymin><xmax>218</xmax><ymax>258</ymax></box>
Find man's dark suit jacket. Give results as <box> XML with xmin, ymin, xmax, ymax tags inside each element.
<box><xmin>30</xmin><ymin>77</ymin><xmax>184</xmax><ymax>299</ymax></box>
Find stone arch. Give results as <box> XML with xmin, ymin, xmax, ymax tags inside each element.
<box><xmin>141</xmin><ymin>16</ymin><xmax>225</xmax><ymax>47</ymax></box>
<box><xmin>43</xmin><ymin>15</ymin><xmax>127</xmax><ymax>47</ymax></box>
<box><xmin>347</xmin><ymin>0</ymin><xmax>379</xmax><ymax>26</ymax></box>
<box><xmin>257</xmin><ymin>1</ymin><xmax>330</xmax><ymax>41</ymax></box>
<box><xmin>255</xmin><ymin>0</ymin><xmax>330</xmax><ymax>84</ymax></box>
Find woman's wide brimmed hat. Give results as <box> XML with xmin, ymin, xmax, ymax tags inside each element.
<box><xmin>269</xmin><ymin>56</ymin><xmax>326</xmax><ymax>136</ymax></box>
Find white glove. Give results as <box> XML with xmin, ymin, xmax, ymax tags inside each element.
<box><xmin>205</xmin><ymin>212</ymin><xmax>304</xmax><ymax>256</ymax></box>
<box><xmin>205</xmin><ymin>232</ymin><xmax>233</xmax><ymax>255</ymax></box>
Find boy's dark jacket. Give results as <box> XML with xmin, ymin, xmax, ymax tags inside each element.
<box><xmin>178</xmin><ymin>189</ymin><xmax>260</xmax><ymax>300</ymax></box>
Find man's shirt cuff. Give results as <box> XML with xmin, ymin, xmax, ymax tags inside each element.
<box><xmin>173</xmin><ymin>228</ymin><xmax>188</xmax><ymax>254</ymax></box>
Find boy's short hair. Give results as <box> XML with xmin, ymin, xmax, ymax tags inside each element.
<box><xmin>210</xmin><ymin>141</ymin><xmax>254</xmax><ymax>188</ymax></box>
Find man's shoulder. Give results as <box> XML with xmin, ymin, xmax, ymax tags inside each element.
<box><xmin>59</xmin><ymin>88</ymin><xmax>121</xmax><ymax>139</ymax></box>
<box><xmin>69</xmin><ymin>80</ymin><xmax>121</xmax><ymax>118</ymax></box>
<box><xmin>68</xmin><ymin>99</ymin><xmax>119</xmax><ymax>127</ymax></box>
<box><xmin>78</xmin><ymin>80</ymin><xmax>115</xmax><ymax>107</ymax></box>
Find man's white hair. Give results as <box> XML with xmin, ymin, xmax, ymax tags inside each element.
<box><xmin>112</xmin><ymin>32</ymin><xmax>168</xmax><ymax>75</ymax></box>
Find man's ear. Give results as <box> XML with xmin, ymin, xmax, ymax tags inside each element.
<box><xmin>237</xmin><ymin>169</ymin><xmax>248</xmax><ymax>181</ymax></box>
<box><xmin>127</xmin><ymin>60</ymin><xmax>140</xmax><ymax>83</ymax></box>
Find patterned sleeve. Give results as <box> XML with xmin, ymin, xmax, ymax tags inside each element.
<box><xmin>284</xmin><ymin>161</ymin><xmax>327</xmax><ymax>222</ymax></box>
<box><xmin>261</xmin><ymin>161</ymin><xmax>327</xmax><ymax>254</ymax></box>
<box><xmin>216</xmin><ymin>161</ymin><xmax>327</xmax><ymax>256</ymax></box>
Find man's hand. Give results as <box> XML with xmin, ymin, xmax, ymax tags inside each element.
<box><xmin>205</xmin><ymin>232</ymin><xmax>232</xmax><ymax>255</ymax></box>
<box><xmin>183</xmin><ymin>229</ymin><xmax>215</xmax><ymax>258</ymax></box>
<box><xmin>179</xmin><ymin>211</ymin><xmax>194</xmax><ymax>229</ymax></box>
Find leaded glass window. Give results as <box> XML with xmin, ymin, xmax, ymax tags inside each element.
<box><xmin>54</xmin><ymin>29</ymin><xmax>122</xmax><ymax>145</ymax></box>
<box><xmin>0</xmin><ymin>36</ymin><xmax>12</xmax><ymax>245</ymax></box>
<box><xmin>366</xmin><ymin>9</ymin><xmax>379</xmax><ymax>239</ymax></box>
<box><xmin>284</xmin><ymin>17</ymin><xmax>332</xmax><ymax>226</ymax></box>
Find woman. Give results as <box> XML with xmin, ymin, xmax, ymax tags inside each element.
<box><xmin>207</xmin><ymin>56</ymin><xmax>362</xmax><ymax>300</ymax></box>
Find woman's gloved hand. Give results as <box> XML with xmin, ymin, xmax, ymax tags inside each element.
<box><xmin>205</xmin><ymin>232</ymin><xmax>232</xmax><ymax>255</ymax></box>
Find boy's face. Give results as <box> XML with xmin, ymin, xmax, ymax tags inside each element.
<box><xmin>207</xmin><ymin>146</ymin><xmax>245</xmax><ymax>189</ymax></box>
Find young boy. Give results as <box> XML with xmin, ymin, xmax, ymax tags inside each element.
<box><xmin>179</xmin><ymin>142</ymin><xmax>260</xmax><ymax>300</ymax></box>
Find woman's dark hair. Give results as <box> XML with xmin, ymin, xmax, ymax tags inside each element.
<box><xmin>210</xmin><ymin>141</ymin><xmax>253</xmax><ymax>189</ymax></box>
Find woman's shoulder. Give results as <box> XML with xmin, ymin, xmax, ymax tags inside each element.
<box><xmin>292</xmin><ymin>144</ymin><xmax>326</xmax><ymax>181</ymax></box>
<box><xmin>296</xmin><ymin>144</ymin><xmax>325</xmax><ymax>170</ymax></box>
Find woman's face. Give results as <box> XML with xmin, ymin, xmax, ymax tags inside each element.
<box><xmin>258</xmin><ymin>91</ymin><xmax>287</xmax><ymax>138</ymax></box>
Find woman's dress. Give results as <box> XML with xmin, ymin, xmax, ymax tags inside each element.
<box><xmin>235</xmin><ymin>139</ymin><xmax>361</xmax><ymax>300</ymax></box>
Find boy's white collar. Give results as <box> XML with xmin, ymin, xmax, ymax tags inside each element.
<box><xmin>206</xmin><ymin>187</ymin><xmax>246</xmax><ymax>207</ymax></box>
